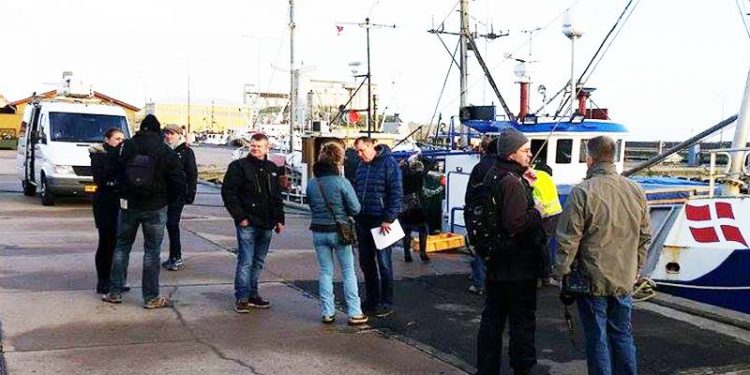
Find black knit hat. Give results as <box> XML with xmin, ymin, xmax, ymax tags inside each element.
<box><xmin>496</xmin><ymin>128</ymin><xmax>529</xmax><ymax>158</ymax></box>
<box><xmin>140</xmin><ymin>114</ymin><xmax>161</xmax><ymax>133</ymax></box>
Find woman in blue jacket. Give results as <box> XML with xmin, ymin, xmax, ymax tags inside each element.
<box><xmin>306</xmin><ymin>142</ymin><xmax>368</xmax><ymax>325</ymax></box>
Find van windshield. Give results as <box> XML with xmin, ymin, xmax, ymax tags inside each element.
<box><xmin>49</xmin><ymin>112</ymin><xmax>129</xmax><ymax>143</ymax></box>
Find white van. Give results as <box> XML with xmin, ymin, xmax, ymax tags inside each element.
<box><xmin>16</xmin><ymin>98</ymin><xmax>131</xmax><ymax>206</ymax></box>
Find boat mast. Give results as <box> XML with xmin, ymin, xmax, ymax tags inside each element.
<box><xmin>724</xmin><ymin>69</ymin><xmax>750</xmax><ymax>195</ymax></box>
<box><xmin>459</xmin><ymin>0</ymin><xmax>469</xmax><ymax>145</ymax></box>
<box><xmin>289</xmin><ymin>0</ymin><xmax>296</xmax><ymax>153</ymax></box>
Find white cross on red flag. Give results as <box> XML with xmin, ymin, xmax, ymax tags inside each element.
<box><xmin>685</xmin><ymin>202</ymin><xmax>748</xmax><ymax>246</ymax></box>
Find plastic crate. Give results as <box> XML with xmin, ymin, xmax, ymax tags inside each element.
<box><xmin>411</xmin><ymin>233</ymin><xmax>465</xmax><ymax>253</ymax></box>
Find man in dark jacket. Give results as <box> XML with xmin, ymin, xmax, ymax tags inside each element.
<box><xmin>465</xmin><ymin>136</ymin><xmax>497</xmax><ymax>295</ymax></box>
<box><xmin>161</xmin><ymin>123</ymin><xmax>198</xmax><ymax>271</ymax></box>
<box><xmin>221</xmin><ymin>133</ymin><xmax>285</xmax><ymax>313</ymax></box>
<box><xmin>353</xmin><ymin>137</ymin><xmax>403</xmax><ymax>317</ymax></box>
<box><xmin>476</xmin><ymin>128</ymin><xmax>545</xmax><ymax>375</ymax></box>
<box><xmin>103</xmin><ymin>114</ymin><xmax>186</xmax><ymax>309</ymax></box>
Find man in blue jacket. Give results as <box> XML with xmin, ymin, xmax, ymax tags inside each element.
<box><xmin>353</xmin><ymin>137</ymin><xmax>403</xmax><ymax>317</ymax></box>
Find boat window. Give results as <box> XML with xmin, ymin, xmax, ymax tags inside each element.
<box><xmin>531</xmin><ymin>139</ymin><xmax>548</xmax><ymax>165</ymax></box>
<box><xmin>579</xmin><ymin>139</ymin><xmax>589</xmax><ymax>163</ymax></box>
<box><xmin>556</xmin><ymin>139</ymin><xmax>572</xmax><ymax>164</ymax></box>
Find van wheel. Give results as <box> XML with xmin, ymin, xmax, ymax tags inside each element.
<box><xmin>22</xmin><ymin>179</ymin><xmax>36</xmax><ymax>197</ymax></box>
<box><xmin>40</xmin><ymin>174</ymin><xmax>55</xmax><ymax>206</ymax></box>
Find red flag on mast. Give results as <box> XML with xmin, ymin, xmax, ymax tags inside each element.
<box><xmin>336</xmin><ymin>25</ymin><xmax>344</xmax><ymax>35</ymax></box>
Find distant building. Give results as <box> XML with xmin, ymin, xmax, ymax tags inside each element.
<box><xmin>0</xmin><ymin>90</ymin><xmax>140</xmax><ymax>136</ymax></box>
<box><xmin>142</xmin><ymin>99</ymin><xmax>254</xmax><ymax>132</ymax></box>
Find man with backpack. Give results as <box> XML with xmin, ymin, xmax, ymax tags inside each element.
<box><xmin>103</xmin><ymin>114</ymin><xmax>186</xmax><ymax>309</ymax></box>
<box><xmin>472</xmin><ymin>128</ymin><xmax>546</xmax><ymax>375</ymax></box>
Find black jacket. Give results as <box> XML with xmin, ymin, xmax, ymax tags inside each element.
<box><xmin>119</xmin><ymin>130</ymin><xmax>186</xmax><ymax>210</ymax></box>
<box><xmin>221</xmin><ymin>155</ymin><xmax>285</xmax><ymax>230</ymax></box>
<box><xmin>173</xmin><ymin>142</ymin><xmax>198</xmax><ymax>204</ymax></box>
<box><xmin>90</xmin><ymin>143</ymin><xmax>121</xmax><ymax>197</ymax></box>
<box><xmin>465</xmin><ymin>154</ymin><xmax>498</xmax><ymax>202</ymax></box>
<box><xmin>486</xmin><ymin>158</ymin><xmax>546</xmax><ymax>281</ymax></box>
<box><xmin>90</xmin><ymin>143</ymin><xmax>121</xmax><ymax>229</ymax></box>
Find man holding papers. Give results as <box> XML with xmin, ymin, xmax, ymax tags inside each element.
<box><xmin>353</xmin><ymin>137</ymin><xmax>403</xmax><ymax>318</ymax></box>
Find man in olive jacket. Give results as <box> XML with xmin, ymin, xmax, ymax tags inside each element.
<box><xmin>555</xmin><ymin>135</ymin><xmax>651</xmax><ymax>375</ymax></box>
<box><xmin>221</xmin><ymin>133</ymin><xmax>285</xmax><ymax>313</ymax></box>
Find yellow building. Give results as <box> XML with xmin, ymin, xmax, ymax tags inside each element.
<box><xmin>143</xmin><ymin>100</ymin><xmax>254</xmax><ymax>133</ymax></box>
<box><xmin>0</xmin><ymin>90</ymin><xmax>141</xmax><ymax>137</ymax></box>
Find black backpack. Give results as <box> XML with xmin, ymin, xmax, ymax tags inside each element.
<box><xmin>124</xmin><ymin>152</ymin><xmax>158</xmax><ymax>197</ymax></box>
<box><xmin>464</xmin><ymin>166</ymin><xmax>508</xmax><ymax>259</ymax></box>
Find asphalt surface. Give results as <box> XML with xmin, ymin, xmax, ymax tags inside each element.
<box><xmin>1</xmin><ymin>148</ymin><xmax>749</xmax><ymax>375</ymax></box>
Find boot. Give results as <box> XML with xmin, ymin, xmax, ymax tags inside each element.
<box><xmin>418</xmin><ymin>231</ymin><xmax>430</xmax><ymax>262</ymax></box>
<box><xmin>403</xmin><ymin>237</ymin><xmax>413</xmax><ymax>262</ymax></box>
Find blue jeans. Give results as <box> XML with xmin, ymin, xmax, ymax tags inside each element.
<box><xmin>356</xmin><ymin>222</ymin><xmax>394</xmax><ymax>308</ymax></box>
<box><xmin>109</xmin><ymin>207</ymin><xmax>167</xmax><ymax>301</ymax></box>
<box><xmin>166</xmin><ymin>203</ymin><xmax>185</xmax><ymax>260</ymax></box>
<box><xmin>577</xmin><ymin>295</ymin><xmax>637</xmax><ymax>375</ymax></box>
<box><xmin>234</xmin><ymin>225</ymin><xmax>273</xmax><ymax>300</ymax></box>
<box><xmin>312</xmin><ymin>231</ymin><xmax>363</xmax><ymax>317</ymax></box>
<box><xmin>470</xmin><ymin>253</ymin><xmax>486</xmax><ymax>288</ymax></box>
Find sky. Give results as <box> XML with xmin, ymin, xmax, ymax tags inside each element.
<box><xmin>1</xmin><ymin>0</ymin><xmax>749</xmax><ymax>141</ymax></box>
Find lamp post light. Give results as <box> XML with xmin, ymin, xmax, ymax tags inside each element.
<box><xmin>562</xmin><ymin>12</ymin><xmax>584</xmax><ymax>116</ymax></box>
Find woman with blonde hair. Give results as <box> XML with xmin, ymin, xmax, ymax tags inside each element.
<box><xmin>306</xmin><ymin>142</ymin><xmax>368</xmax><ymax>325</ymax></box>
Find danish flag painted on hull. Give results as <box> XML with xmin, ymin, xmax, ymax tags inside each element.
<box><xmin>685</xmin><ymin>202</ymin><xmax>748</xmax><ymax>247</ymax></box>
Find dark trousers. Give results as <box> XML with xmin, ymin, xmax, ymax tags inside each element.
<box><xmin>477</xmin><ymin>280</ymin><xmax>538</xmax><ymax>374</ymax></box>
<box><xmin>356</xmin><ymin>222</ymin><xmax>394</xmax><ymax>308</ymax></box>
<box><xmin>93</xmin><ymin>195</ymin><xmax>119</xmax><ymax>293</ymax></box>
<box><xmin>166</xmin><ymin>203</ymin><xmax>185</xmax><ymax>260</ymax></box>
<box><xmin>403</xmin><ymin>223</ymin><xmax>428</xmax><ymax>257</ymax></box>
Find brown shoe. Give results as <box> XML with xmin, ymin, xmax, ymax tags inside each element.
<box><xmin>143</xmin><ymin>296</ymin><xmax>172</xmax><ymax>309</ymax></box>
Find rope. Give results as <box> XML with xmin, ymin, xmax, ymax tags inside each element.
<box><xmin>633</xmin><ymin>277</ymin><xmax>657</xmax><ymax>302</ymax></box>
<box><xmin>736</xmin><ymin>0</ymin><xmax>750</xmax><ymax>40</ymax></box>
<box><xmin>656</xmin><ymin>281</ymin><xmax>750</xmax><ymax>291</ymax></box>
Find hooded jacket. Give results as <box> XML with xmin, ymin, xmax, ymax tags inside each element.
<box><xmin>119</xmin><ymin>117</ymin><xmax>186</xmax><ymax>210</ymax></box>
<box><xmin>555</xmin><ymin>162</ymin><xmax>651</xmax><ymax>296</ymax></box>
<box><xmin>221</xmin><ymin>154</ymin><xmax>285</xmax><ymax>230</ymax></box>
<box><xmin>354</xmin><ymin>144</ymin><xmax>403</xmax><ymax>223</ymax></box>
<box><xmin>306</xmin><ymin>161</ymin><xmax>361</xmax><ymax>231</ymax></box>
<box><xmin>486</xmin><ymin>158</ymin><xmax>546</xmax><ymax>281</ymax></box>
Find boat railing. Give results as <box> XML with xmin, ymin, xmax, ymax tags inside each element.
<box><xmin>706</xmin><ymin>147</ymin><xmax>750</xmax><ymax>197</ymax></box>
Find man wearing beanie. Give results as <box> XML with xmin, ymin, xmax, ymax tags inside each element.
<box><xmin>103</xmin><ymin>114</ymin><xmax>186</xmax><ymax>309</ymax></box>
<box><xmin>476</xmin><ymin>128</ymin><xmax>546</xmax><ymax>375</ymax></box>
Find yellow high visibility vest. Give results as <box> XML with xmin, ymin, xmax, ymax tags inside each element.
<box><xmin>532</xmin><ymin>169</ymin><xmax>562</xmax><ymax>217</ymax></box>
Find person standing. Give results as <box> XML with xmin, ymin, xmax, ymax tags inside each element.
<box><xmin>353</xmin><ymin>137</ymin><xmax>403</xmax><ymax>318</ymax></box>
<box><xmin>306</xmin><ymin>142</ymin><xmax>368</xmax><ymax>325</ymax></box>
<box><xmin>162</xmin><ymin>124</ymin><xmax>198</xmax><ymax>271</ymax></box>
<box><xmin>399</xmin><ymin>155</ymin><xmax>430</xmax><ymax>263</ymax></box>
<box><xmin>555</xmin><ymin>135</ymin><xmax>651</xmax><ymax>375</ymax></box>
<box><xmin>221</xmin><ymin>133</ymin><xmax>285</xmax><ymax>313</ymax></box>
<box><xmin>103</xmin><ymin>114</ymin><xmax>186</xmax><ymax>309</ymax></box>
<box><xmin>476</xmin><ymin>129</ymin><xmax>546</xmax><ymax>375</ymax></box>
<box><xmin>90</xmin><ymin>127</ymin><xmax>125</xmax><ymax>295</ymax></box>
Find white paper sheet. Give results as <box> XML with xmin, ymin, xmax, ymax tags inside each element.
<box><xmin>370</xmin><ymin>219</ymin><xmax>406</xmax><ymax>250</ymax></box>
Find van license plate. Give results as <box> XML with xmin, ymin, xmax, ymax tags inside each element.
<box><xmin>84</xmin><ymin>185</ymin><xmax>97</xmax><ymax>193</ymax></box>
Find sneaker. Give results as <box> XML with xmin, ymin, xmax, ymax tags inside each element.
<box><xmin>102</xmin><ymin>292</ymin><xmax>122</xmax><ymax>304</ymax></box>
<box><xmin>162</xmin><ymin>258</ymin><xmax>184</xmax><ymax>271</ymax></box>
<box><xmin>373</xmin><ymin>305</ymin><xmax>393</xmax><ymax>318</ymax></box>
<box><xmin>143</xmin><ymin>296</ymin><xmax>173</xmax><ymax>309</ymax></box>
<box><xmin>468</xmin><ymin>285</ymin><xmax>484</xmax><ymax>295</ymax></box>
<box><xmin>321</xmin><ymin>315</ymin><xmax>336</xmax><ymax>324</ymax></box>
<box><xmin>234</xmin><ymin>298</ymin><xmax>251</xmax><ymax>313</ymax></box>
<box><xmin>248</xmin><ymin>296</ymin><xmax>271</xmax><ymax>309</ymax></box>
<box><xmin>347</xmin><ymin>315</ymin><xmax>369</xmax><ymax>326</ymax></box>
